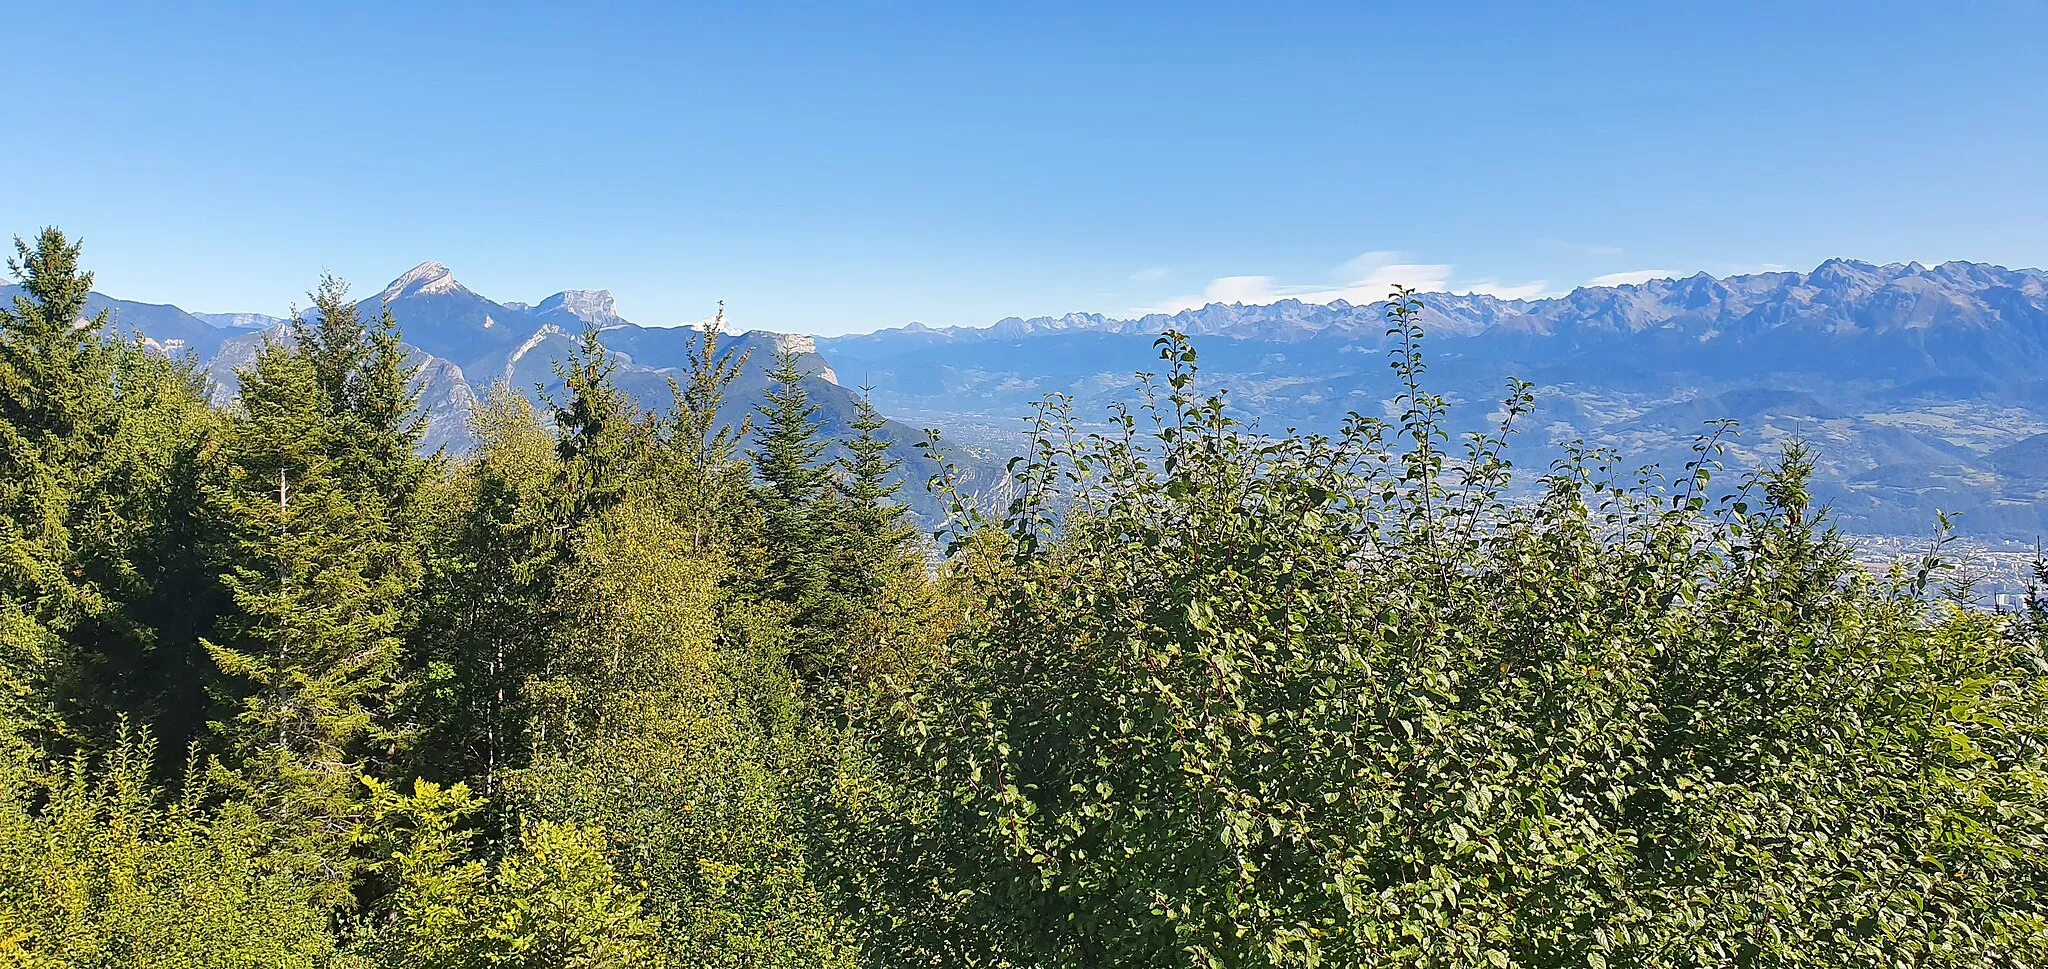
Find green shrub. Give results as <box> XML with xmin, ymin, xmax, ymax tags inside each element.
<box><xmin>849</xmin><ymin>302</ymin><xmax>2048</xmax><ymax>967</ymax></box>
<box><xmin>0</xmin><ymin>739</ymin><xmax>349</xmax><ymax>968</ymax></box>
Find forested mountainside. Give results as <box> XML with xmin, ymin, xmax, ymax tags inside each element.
<box><xmin>0</xmin><ymin>261</ymin><xmax>986</xmax><ymax>518</ymax></box>
<box><xmin>2</xmin><ymin>261</ymin><xmax>879</xmax><ymax>452</ymax></box>
<box><xmin>3</xmin><ymin>228</ymin><xmax>2044</xmax><ymax>965</ymax></box>
<box><xmin>824</xmin><ymin>260</ymin><xmax>2048</xmax><ymax>538</ymax></box>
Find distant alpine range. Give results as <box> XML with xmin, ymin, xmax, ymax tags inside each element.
<box><xmin>10</xmin><ymin>258</ymin><xmax>2048</xmax><ymax>539</ymax></box>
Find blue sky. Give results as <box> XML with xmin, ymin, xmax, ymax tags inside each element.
<box><xmin>4</xmin><ymin>1</ymin><xmax>2044</xmax><ymax>335</ymax></box>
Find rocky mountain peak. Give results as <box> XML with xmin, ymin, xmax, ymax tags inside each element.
<box><xmin>756</xmin><ymin>331</ymin><xmax>836</xmax><ymax>384</ymax></box>
<box><xmin>534</xmin><ymin>289</ymin><xmax>621</xmax><ymax>326</ymax></box>
<box><xmin>379</xmin><ymin>260</ymin><xmax>466</xmax><ymax>301</ymax></box>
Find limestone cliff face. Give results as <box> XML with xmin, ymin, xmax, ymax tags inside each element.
<box><xmin>757</xmin><ymin>331</ymin><xmax>837</xmax><ymax>384</ymax></box>
<box><xmin>533</xmin><ymin>289</ymin><xmax>624</xmax><ymax>328</ymax></box>
<box><xmin>414</xmin><ymin>356</ymin><xmax>479</xmax><ymax>454</ymax></box>
<box><xmin>199</xmin><ymin>322</ymin><xmax>477</xmax><ymax>454</ymax></box>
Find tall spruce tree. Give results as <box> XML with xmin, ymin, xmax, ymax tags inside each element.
<box><xmin>0</xmin><ymin>229</ymin><xmax>115</xmax><ymax>747</ymax></box>
<box><xmin>645</xmin><ymin>305</ymin><xmax>763</xmax><ymax>573</ymax></box>
<box><xmin>292</xmin><ymin>273</ymin><xmax>370</xmax><ymax>413</ymax></box>
<box><xmin>293</xmin><ymin>278</ymin><xmax>429</xmax><ymax>545</ymax></box>
<box><xmin>204</xmin><ymin>343</ymin><xmax>404</xmax><ymax>889</ymax></box>
<box><xmin>0</xmin><ymin>229</ymin><xmax>107</xmax><ymax>451</ymax></box>
<box><xmin>345</xmin><ymin>299</ymin><xmax>430</xmax><ymax>497</ymax></box>
<box><xmin>657</xmin><ymin>305</ymin><xmax>756</xmax><ymax>550</ymax></box>
<box><xmin>667</xmin><ymin>302</ymin><xmax>752</xmax><ymax>474</ymax></box>
<box><xmin>338</xmin><ymin>299</ymin><xmax>431</xmax><ymax>669</ymax></box>
<box><xmin>200</xmin><ymin>272</ymin><xmax>428</xmax><ymax>890</ymax></box>
<box><xmin>808</xmin><ymin>384</ymin><xmax>935</xmax><ymax>689</ymax></box>
<box><xmin>549</xmin><ymin>325</ymin><xmax>647</xmax><ymax>536</ymax></box>
<box><xmin>359</xmin><ymin>304</ymin><xmax>429</xmax><ymax>458</ymax></box>
<box><xmin>834</xmin><ymin>385</ymin><xmax>913</xmax><ymax>597</ymax></box>
<box><xmin>749</xmin><ymin>346</ymin><xmax>836</xmax><ymax>679</ymax></box>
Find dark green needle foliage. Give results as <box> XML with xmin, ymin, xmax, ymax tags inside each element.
<box><xmin>749</xmin><ymin>346</ymin><xmax>838</xmax><ymax>682</ymax></box>
<box><xmin>0</xmin><ymin>228</ymin><xmax>221</xmax><ymax>761</ymax></box>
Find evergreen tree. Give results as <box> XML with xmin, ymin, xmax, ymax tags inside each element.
<box><xmin>750</xmin><ymin>347</ymin><xmax>829</xmax><ymax>583</ymax></box>
<box><xmin>338</xmin><ymin>302</ymin><xmax>432</xmax><ymax>737</ymax></box>
<box><xmin>748</xmin><ymin>347</ymin><xmax>835</xmax><ymax>679</ymax></box>
<box><xmin>548</xmin><ymin>325</ymin><xmax>647</xmax><ymax>535</ymax></box>
<box><xmin>292</xmin><ymin>278</ymin><xmax>429</xmax><ymax>590</ymax></box>
<box><xmin>0</xmin><ymin>229</ymin><xmax>115</xmax><ymax>748</ymax></box>
<box><xmin>291</xmin><ymin>272</ymin><xmax>370</xmax><ymax>413</ymax></box>
<box><xmin>0</xmin><ymin>229</ymin><xmax>222</xmax><ymax>761</ymax></box>
<box><xmin>286</xmin><ymin>273</ymin><xmax>429</xmax><ymax>520</ymax></box>
<box><xmin>203</xmin><ymin>343</ymin><xmax>403</xmax><ymax>900</ymax></box>
<box><xmin>667</xmin><ymin>302</ymin><xmax>752</xmax><ymax>474</ymax></box>
<box><xmin>658</xmin><ymin>304</ymin><xmax>759</xmax><ymax>554</ymax></box>
<box><xmin>813</xmin><ymin>385</ymin><xmax>942</xmax><ymax>691</ymax></box>
<box><xmin>250</xmin><ymin>275</ymin><xmax>432</xmax><ymax>785</ymax></box>
<box><xmin>834</xmin><ymin>385</ymin><xmax>914</xmax><ymax>598</ymax></box>
<box><xmin>0</xmin><ymin>228</ymin><xmax>107</xmax><ymax>450</ymax></box>
<box><xmin>73</xmin><ymin>345</ymin><xmax>228</xmax><ymax>766</ymax></box>
<box><xmin>348</xmin><ymin>301</ymin><xmax>430</xmax><ymax>495</ymax></box>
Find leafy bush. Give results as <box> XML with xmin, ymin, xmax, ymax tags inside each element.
<box><xmin>0</xmin><ymin>740</ymin><xmax>347</xmax><ymax>969</ymax></box>
<box><xmin>357</xmin><ymin>778</ymin><xmax>660</xmax><ymax>968</ymax></box>
<box><xmin>848</xmin><ymin>299</ymin><xmax>2048</xmax><ymax>967</ymax></box>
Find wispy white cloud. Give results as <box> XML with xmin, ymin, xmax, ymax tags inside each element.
<box><xmin>1200</xmin><ymin>275</ymin><xmax>1281</xmax><ymax>303</ymax></box>
<box><xmin>1585</xmin><ymin>269</ymin><xmax>1680</xmax><ymax>288</ymax></box>
<box><xmin>1130</xmin><ymin>266</ymin><xmax>1171</xmax><ymax>283</ymax></box>
<box><xmin>1140</xmin><ymin>252</ymin><xmax>1551</xmax><ymax>314</ymax></box>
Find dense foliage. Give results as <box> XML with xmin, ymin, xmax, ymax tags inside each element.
<box><xmin>0</xmin><ymin>229</ymin><xmax>2043</xmax><ymax>967</ymax></box>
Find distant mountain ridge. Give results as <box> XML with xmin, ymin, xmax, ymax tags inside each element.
<box><xmin>192</xmin><ymin>312</ymin><xmax>287</xmax><ymax>330</ymax></box>
<box><xmin>7</xmin><ymin>260</ymin><xmax>1001</xmax><ymax>520</ymax></box>
<box><xmin>818</xmin><ymin>258</ymin><xmax>2048</xmax><ymax>540</ymax></box>
<box><xmin>866</xmin><ymin>259</ymin><xmax>2048</xmax><ymax>345</ymax></box>
<box><xmin>4</xmin><ymin>261</ymin><xmax>895</xmax><ymax>467</ymax></box>
<box><xmin>314</xmin><ymin>262</ymin><xmax>854</xmax><ymax>435</ymax></box>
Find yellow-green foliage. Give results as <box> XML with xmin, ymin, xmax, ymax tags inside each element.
<box><xmin>0</xmin><ymin>743</ymin><xmax>349</xmax><ymax>969</ymax></box>
<box><xmin>357</xmin><ymin>778</ymin><xmax>660</xmax><ymax>968</ymax></box>
<box><xmin>517</xmin><ymin>504</ymin><xmax>857</xmax><ymax>968</ymax></box>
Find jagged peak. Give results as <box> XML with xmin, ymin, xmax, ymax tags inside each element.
<box><xmin>380</xmin><ymin>260</ymin><xmax>467</xmax><ymax>300</ymax></box>
<box><xmin>535</xmin><ymin>289</ymin><xmax>620</xmax><ymax>324</ymax></box>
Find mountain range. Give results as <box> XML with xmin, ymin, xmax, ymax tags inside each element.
<box><xmin>2</xmin><ymin>263</ymin><xmax>951</xmax><ymax>502</ymax></box>
<box><xmin>819</xmin><ymin>259</ymin><xmax>2048</xmax><ymax>539</ymax></box>
<box><xmin>9</xmin><ymin>257</ymin><xmax>2048</xmax><ymax>539</ymax></box>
